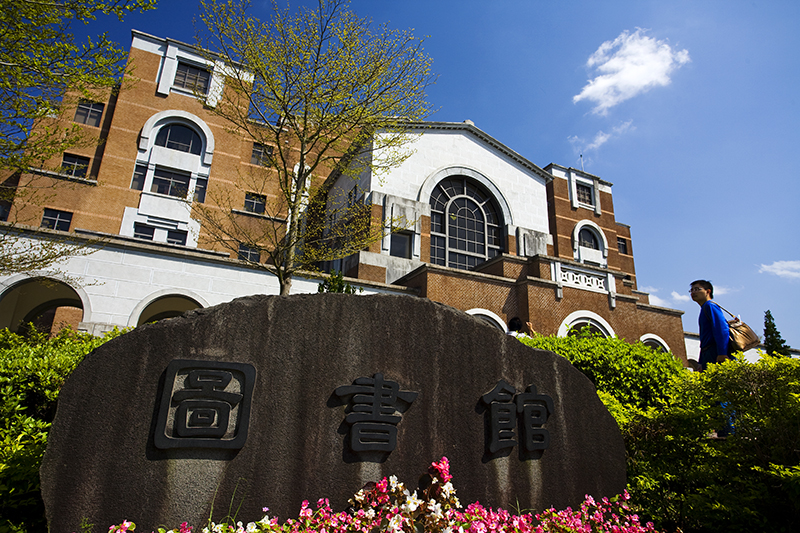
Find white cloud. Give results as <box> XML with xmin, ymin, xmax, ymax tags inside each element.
<box><xmin>640</xmin><ymin>286</ymin><xmax>669</xmax><ymax>307</ymax></box>
<box><xmin>574</xmin><ymin>28</ymin><xmax>690</xmax><ymax>115</ymax></box>
<box><xmin>713</xmin><ymin>285</ymin><xmax>732</xmax><ymax>296</ymax></box>
<box><xmin>569</xmin><ymin>120</ymin><xmax>635</xmax><ymax>154</ymax></box>
<box><xmin>671</xmin><ymin>291</ymin><xmax>690</xmax><ymax>302</ymax></box>
<box><xmin>649</xmin><ymin>294</ymin><xmax>670</xmax><ymax>307</ymax></box>
<box><xmin>759</xmin><ymin>261</ymin><xmax>800</xmax><ymax>279</ymax></box>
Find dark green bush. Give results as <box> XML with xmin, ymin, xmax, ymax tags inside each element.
<box><xmin>0</xmin><ymin>327</ymin><xmax>123</xmax><ymax>533</ymax></box>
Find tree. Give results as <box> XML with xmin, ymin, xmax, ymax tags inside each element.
<box><xmin>193</xmin><ymin>0</ymin><xmax>434</xmax><ymax>295</ymax></box>
<box><xmin>0</xmin><ymin>0</ymin><xmax>156</xmax><ymax>275</ymax></box>
<box><xmin>763</xmin><ymin>309</ymin><xmax>791</xmax><ymax>356</ymax></box>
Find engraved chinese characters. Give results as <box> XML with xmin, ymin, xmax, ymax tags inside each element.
<box><xmin>334</xmin><ymin>373</ymin><xmax>418</xmax><ymax>454</ymax></box>
<box><xmin>155</xmin><ymin>360</ymin><xmax>256</xmax><ymax>449</ymax></box>
<box><xmin>480</xmin><ymin>380</ymin><xmax>554</xmax><ymax>456</ymax></box>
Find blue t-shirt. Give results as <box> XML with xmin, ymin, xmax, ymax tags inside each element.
<box><xmin>698</xmin><ymin>301</ymin><xmax>729</xmax><ymax>368</ymax></box>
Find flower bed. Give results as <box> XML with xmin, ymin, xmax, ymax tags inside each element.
<box><xmin>108</xmin><ymin>458</ymin><xmax>658</xmax><ymax>533</ymax></box>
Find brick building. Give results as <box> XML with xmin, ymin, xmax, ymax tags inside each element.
<box><xmin>0</xmin><ymin>31</ymin><xmax>687</xmax><ymax>362</ymax></box>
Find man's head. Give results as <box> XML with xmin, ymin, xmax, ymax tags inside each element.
<box><xmin>508</xmin><ymin>317</ymin><xmax>524</xmax><ymax>332</ymax></box>
<box><xmin>690</xmin><ymin>279</ymin><xmax>713</xmax><ymax>305</ymax></box>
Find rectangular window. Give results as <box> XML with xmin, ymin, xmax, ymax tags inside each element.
<box><xmin>194</xmin><ymin>177</ymin><xmax>207</xmax><ymax>203</ymax></box>
<box><xmin>73</xmin><ymin>101</ymin><xmax>104</xmax><ymax>127</ymax></box>
<box><xmin>173</xmin><ymin>62</ymin><xmax>210</xmax><ymax>95</ymax></box>
<box><xmin>576</xmin><ymin>183</ymin><xmax>594</xmax><ymax>205</ymax></box>
<box><xmin>41</xmin><ymin>208</ymin><xmax>72</xmax><ymax>231</ymax></box>
<box><xmin>61</xmin><ymin>153</ymin><xmax>90</xmax><ymax>179</ymax></box>
<box><xmin>238</xmin><ymin>243</ymin><xmax>260</xmax><ymax>262</ymax></box>
<box><xmin>151</xmin><ymin>167</ymin><xmax>190</xmax><ymax>198</ymax></box>
<box><xmin>390</xmin><ymin>232</ymin><xmax>412</xmax><ymax>259</ymax></box>
<box><xmin>167</xmin><ymin>229</ymin><xmax>187</xmax><ymax>246</ymax></box>
<box><xmin>131</xmin><ymin>164</ymin><xmax>147</xmax><ymax>191</ymax></box>
<box><xmin>617</xmin><ymin>237</ymin><xmax>629</xmax><ymax>255</ymax></box>
<box><xmin>244</xmin><ymin>192</ymin><xmax>266</xmax><ymax>214</ymax></box>
<box><xmin>250</xmin><ymin>143</ymin><xmax>273</xmax><ymax>166</ymax></box>
<box><xmin>133</xmin><ymin>223</ymin><xmax>155</xmax><ymax>241</ymax></box>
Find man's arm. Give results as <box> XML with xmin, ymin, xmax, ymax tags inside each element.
<box><xmin>708</xmin><ymin>303</ymin><xmax>730</xmax><ymax>361</ymax></box>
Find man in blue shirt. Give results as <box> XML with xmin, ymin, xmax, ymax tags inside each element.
<box><xmin>691</xmin><ymin>279</ymin><xmax>729</xmax><ymax>371</ymax></box>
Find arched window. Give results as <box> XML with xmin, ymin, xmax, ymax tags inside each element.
<box><xmin>430</xmin><ymin>178</ymin><xmax>504</xmax><ymax>269</ymax></box>
<box><xmin>155</xmin><ymin>124</ymin><xmax>203</xmax><ymax>155</ymax></box>
<box><xmin>566</xmin><ymin>319</ymin><xmax>608</xmax><ymax>337</ymax></box>
<box><xmin>578</xmin><ymin>227</ymin><xmax>599</xmax><ymax>249</ymax></box>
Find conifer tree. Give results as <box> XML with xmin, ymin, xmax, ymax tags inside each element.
<box><xmin>763</xmin><ymin>310</ymin><xmax>791</xmax><ymax>356</ymax></box>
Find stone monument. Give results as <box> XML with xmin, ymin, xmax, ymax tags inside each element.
<box><xmin>41</xmin><ymin>294</ymin><xmax>625</xmax><ymax>531</ymax></box>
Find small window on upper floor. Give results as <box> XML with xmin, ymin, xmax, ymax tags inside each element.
<box><xmin>238</xmin><ymin>243</ymin><xmax>261</xmax><ymax>262</ymax></box>
<box><xmin>173</xmin><ymin>62</ymin><xmax>210</xmax><ymax>95</ymax></box>
<box><xmin>390</xmin><ymin>232</ymin><xmax>412</xmax><ymax>259</ymax></box>
<box><xmin>194</xmin><ymin>177</ymin><xmax>207</xmax><ymax>203</ymax></box>
<box><xmin>134</xmin><ymin>223</ymin><xmax>155</xmax><ymax>241</ymax></box>
<box><xmin>131</xmin><ymin>164</ymin><xmax>147</xmax><ymax>191</ymax></box>
<box><xmin>74</xmin><ymin>101</ymin><xmax>104</xmax><ymax>127</ymax></box>
<box><xmin>61</xmin><ymin>153</ymin><xmax>89</xmax><ymax>179</ymax></box>
<box><xmin>244</xmin><ymin>192</ymin><xmax>266</xmax><ymax>214</ymax></box>
<box><xmin>578</xmin><ymin>227</ymin><xmax>599</xmax><ymax>250</ymax></box>
<box><xmin>251</xmin><ymin>143</ymin><xmax>273</xmax><ymax>166</ymax></box>
<box><xmin>576</xmin><ymin>182</ymin><xmax>594</xmax><ymax>206</ymax></box>
<box><xmin>155</xmin><ymin>124</ymin><xmax>203</xmax><ymax>156</ymax></box>
<box><xmin>151</xmin><ymin>167</ymin><xmax>190</xmax><ymax>198</ymax></box>
<box><xmin>167</xmin><ymin>229</ymin><xmax>187</xmax><ymax>246</ymax></box>
<box><xmin>41</xmin><ymin>208</ymin><xmax>72</xmax><ymax>231</ymax></box>
<box><xmin>617</xmin><ymin>237</ymin><xmax>628</xmax><ymax>255</ymax></box>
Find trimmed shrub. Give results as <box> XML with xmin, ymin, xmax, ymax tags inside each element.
<box><xmin>0</xmin><ymin>327</ymin><xmax>123</xmax><ymax>533</ymax></box>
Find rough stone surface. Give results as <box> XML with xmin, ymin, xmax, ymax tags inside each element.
<box><xmin>41</xmin><ymin>294</ymin><xmax>625</xmax><ymax>532</ymax></box>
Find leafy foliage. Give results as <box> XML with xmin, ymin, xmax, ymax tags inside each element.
<box><xmin>519</xmin><ymin>332</ymin><xmax>800</xmax><ymax>532</ymax></box>
<box><xmin>0</xmin><ymin>0</ymin><xmax>155</xmax><ymax>275</ymax></box>
<box><xmin>193</xmin><ymin>0</ymin><xmax>434</xmax><ymax>295</ymax></box>
<box><xmin>317</xmin><ymin>270</ymin><xmax>362</xmax><ymax>294</ymax></box>
<box><xmin>520</xmin><ymin>329</ymin><xmax>685</xmax><ymax>412</ymax></box>
<box><xmin>0</xmin><ymin>326</ymin><xmax>123</xmax><ymax>533</ymax></box>
<box><xmin>763</xmin><ymin>309</ymin><xmax>791</xmax><ymax>356</ymax></box>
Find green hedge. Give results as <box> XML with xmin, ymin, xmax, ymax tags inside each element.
<box><xmin>0</xmin><ymin>327</ymin><xmax>122</xmax><ymax>533</ymax></box>
<box><xmin>519</xmin><ymin>331</ymin><xmax>800</xmax><ymax>532</ymax></box>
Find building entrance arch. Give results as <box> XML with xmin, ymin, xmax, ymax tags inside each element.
<box><xmin>132</xmin><ymin>291</ymin><xmax>206</xmax><ymax>326</ymax></box>
<box><xmin>0</xmin><ymin>276</ymin><xmax>88</xmax><ymax>334</ymax></box>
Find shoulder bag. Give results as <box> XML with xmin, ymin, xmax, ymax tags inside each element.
<box><xmin>712</xmin><ymin>302</ymin><xmax>761</xmax><ymax>354</ymax></box>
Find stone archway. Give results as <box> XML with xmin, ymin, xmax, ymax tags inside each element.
<box><xmin>0</xmin><ymin>276</ymin><xmax>86</xmax><ymax>334</ymax></box>
<box><xmin>135</xmin><ymin>294</ymin><xmax>204</xmax><ymax>326</ymax></box>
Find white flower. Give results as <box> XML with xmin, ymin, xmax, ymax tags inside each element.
<box><xmin>388</xmin><ymin>514</ymin><xmax>404</xmax><ymax>532</ymax></box>
<box><xmin>354</xmin><ymin>489</ymin><xmax>365</xmax><ymax>503</ymax></box>
<box><xmin>365</xmin><ymin>509</ymin><xmax>375</xmax><ymax>519</ymax></box>
<box><xmin>428</xmin><ymin>500</ymin><xmax>443</xmax><ymax>519</ymax></box>
<box><xmin>401</xmin><ymin>491</ymin><xmax>423</xmax><ymax>513</ymax></box>
<box><xmin>246</xmin><ymin>523</ymin><xmax>258</xmax><ymax>533</ymax></box>
<box><xmin>442</xmin><ymin>482</ymin><xmax>455</xmax><ymax>497</ymax></box>
<box><xmin>212</xmin><ymin>523</ymin><xmax>224</xmax><ymax>533</ymax></box>
<box><xmin>389</xmin><ymin>475</ymin><xmax>399</xmax><ymax>489</ymax></box>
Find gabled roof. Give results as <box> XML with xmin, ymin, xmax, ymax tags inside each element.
<box><xmin>402</xmin><ymin>121</ymin><xmax>552</xmax><ymax>183</ymax></box>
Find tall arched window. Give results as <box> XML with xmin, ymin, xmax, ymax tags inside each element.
<box><xmin>155</xmin><ymin>124</ymin><xmax>203</xmax><ymax>155</ymax></box>
<box><xmin>430</xmin><ymin>177</ymin><xmax>504</xmax><ymax>269</ymax></box>
<box><xmin>578</xmin><ymin>227</ymin><xmax>599</xmax><ymax>249</ymax></box>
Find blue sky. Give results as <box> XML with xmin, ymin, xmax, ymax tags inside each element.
<box><xmin>76</xmin><ymin>0</ymin><xmax>800</xmax><ymax>349</ymax></box>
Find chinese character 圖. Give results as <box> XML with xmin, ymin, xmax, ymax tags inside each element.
<box><xmin>334</xmin><ymin>373</ymin><xmax>418</xmax><ymax>454</ymax></box>
<box><xmin>154</xmin><ymin>360</ymin><xmax>256</xmax><ymax>450</ymax></box>
<box><xmin>479</xmin><ymin>379</ymin><xmax>554</xmax><ymax>456</ymax></box>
